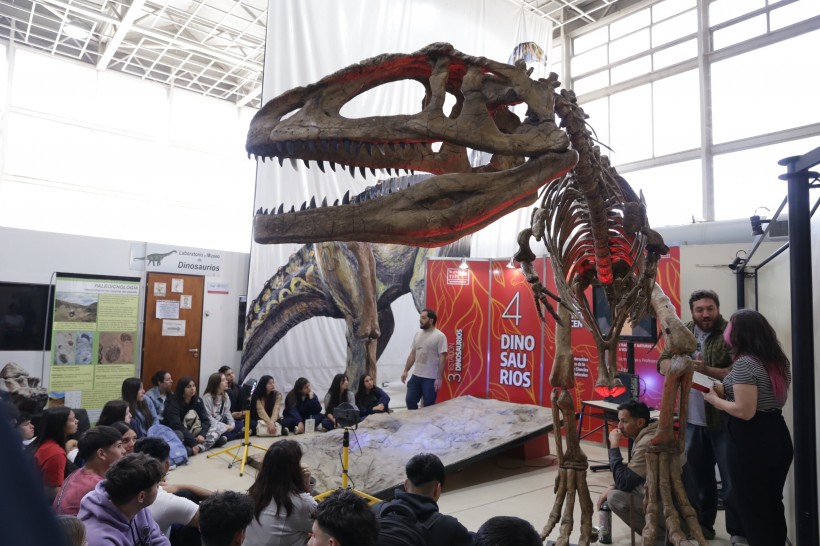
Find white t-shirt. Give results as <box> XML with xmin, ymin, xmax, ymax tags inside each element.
<box><xmin>147</xmin><ymin>487</ymin><xmax>198</xmax><ymax>536</ymax></box>
<box><xmin>687</xmin><ymin>326</ymin><xmax>711</xmax><ymax>427</ymax></box>
<box><xmin>243</xmin><ymin>492</ymin><xmax>317</xmax><ymax>546</ymax></box>
<box><xmin>410</xmin><ymin>327</ymin><xmax>448</xmax><ymax>379</ymax></box>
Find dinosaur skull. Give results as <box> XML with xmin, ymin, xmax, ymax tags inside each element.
<box><xmin>248</xmin><ymin>42</ymin><xmax>577</xmax><ymax>247</ymax></box>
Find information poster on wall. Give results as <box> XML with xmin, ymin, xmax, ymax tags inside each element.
<box><xmin>49</xmin><ymin>273</ymin><xmax>141</xmax><ymax>410</ymax></box>
<box><xmin>426</xmin><ymin>259</ymin><xmax>491</xmax><ymax>402</ymax></box>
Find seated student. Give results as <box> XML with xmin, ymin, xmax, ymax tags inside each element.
<box><xmin>163</xmin><ymin>376</ymin><xmax>215</xmax><ymax>455</ymax></box>
<box><xmin>33</xmin><ymin>406</ymin><xmax>79</xmax><ymax>501</ymax></box>
<box><xmin>355</xmin><ymin>374</ymin><xmax>390</xmax><ymax>418</ymax></box>
<box><xmin>474</xmin><ymin>516</ymin><xmax>541</xmax><ymax>546</ymax></box>
<box><xmin>282</xmin><ymin>377</ymin><xmax>323</xmax><ymax>435</ymax></box>
<box><xmin>146</xmin><ymin>370</ymin><xmax>174</xmax><ymax>423</ymax></box>
<box><xmin>110</xmin><ymin>421</ymin><xmax>138</xmax><ymax>455</ymax></box>
<box><xmin>308</xmin><ymin>489</ymin><xmax>378</xmax><ymax>546</ymax></box>
<box><xmin>17</xmin><ymin>411</ymin><xmax>36</xmax><ymax>447</ymax></box>
<box><xmin>373</xmin><ymin>453</ymin><xmax>473</xmax><ymax>546</ymax></box>
<box><xmin>96</xmin><ymin>400</ymin><xmax>131</xmax><ymax>427</ymax></box>
<box><xmin>122</xmin><ymin>377</ymin><xmax>158</xmax><ymax>438</ymax></box>
<box><xmin>55</xmin><ymin>515</ymin><xmax>87</xmax><ymax>546</ymax></box>
<box><xmin>77</xmin><ymin>452</ymin><xmax>169</xmax><ymax>546</ymax></box>
<box><xmin>218</xmin><ymin>366</ymin><xmax>245</xmax><ymax>421</ymax></box>
<box><xmin>321</xmin><ymin>373</ymin><xmax>355</xmax><ymax>431</ymax></box>
<box><xmin>134</xmin><ymin>437</ymin><xmax>205</xmax><ymax>545</ymax></box>
<box><xmin>249</xmin><ymin>375</ymin><xmax>286</xmax><ymax>437</ymax></box>
<box><xmin>244</xmin><ymin>439</ymin><xmax>316</xmax><ymax>546</ymax></box>
<box><xmin>54</xmin><ymin>426</ymin><xmax>125</xmax><ymax>516</ymax></box>
<box><xmin>199</xmin><ymin>491</ymin><xmax>254</xmax><ymax>546</ymax></box>
<box><xmin>202</xmin><ymin>371</ymin><xmax>238</xmax><ymax>442</ymax></box>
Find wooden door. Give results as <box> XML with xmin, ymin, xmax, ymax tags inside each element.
<box><xmin>141</xmin><ymin>273</ymin><xmax>205</xmax><ymax>391</ymax></box>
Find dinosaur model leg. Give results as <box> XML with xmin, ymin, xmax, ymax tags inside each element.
<box><xmin>643</xmin><ymin>283</ymin><xmax>706</xmax><ymax>546</ymax></box>
<box><xmin>542</xmin><ymin>304</ymin><xmax>593</xmax><ymax>546</ymax></box>
<box><xmin>316</xmin><ymin>241</ymin><xmax>380</xmax><ymax>383</ymax></box>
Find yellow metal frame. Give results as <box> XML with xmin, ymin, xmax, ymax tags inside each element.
<box><xmin>207</xmin><ymin>409</ymin><xmax>268</xmax><ymax>476</ymax></box>
<box><xmin>313</xmin><ymin>427</ymin><xmax>381</xmax><ymax>505</ymax></box>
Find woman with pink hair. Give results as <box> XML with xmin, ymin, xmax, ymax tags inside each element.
<box><xmin>704</xmin><ymin>309</ymin><xmax>792</xmax><ymax>546</ymax></box>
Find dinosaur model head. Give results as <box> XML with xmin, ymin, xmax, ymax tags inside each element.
<box><xmin>247</xmin><ymin>42</ymin><xmax>577</xmax><ymax>247</ymax></box>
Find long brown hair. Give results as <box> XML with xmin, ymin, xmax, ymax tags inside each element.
<box><xmin>727</xmin><ymin>309</ymin><xmax>790</xmax><ymax>404</ymax></box>
<box><xmin>247</xmin><ymin>440</ymin><xmax>304</xmax><ymax>519</ymax></box>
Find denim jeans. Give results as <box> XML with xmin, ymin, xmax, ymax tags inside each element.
<box><xmin>682</xmin><ymin>423</ymin><xmax>743</xmax><ymax>536</ymax></box>
<box><xmin>405</xmin><ymin>375</ymin><xmax>437</xmax><ymax>409</ymax></box>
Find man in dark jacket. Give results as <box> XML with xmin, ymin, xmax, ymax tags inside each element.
<box><xmin>374</xmin><ymin>452</ymin><xmax>473</xmax><ymax>546</ymax></box>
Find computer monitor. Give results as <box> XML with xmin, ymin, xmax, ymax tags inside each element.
<box><xmin>592</xmin><ymin>285</ymin><xmax>657</xmax><ymax>343</ymax></box>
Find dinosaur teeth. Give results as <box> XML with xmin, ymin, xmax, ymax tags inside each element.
<box><xmin>370</xmin><ymin>167</ymin><xmax>377</xmax><ymax>177</ymax></box>
<box><xmin>300</xmin><ymin>201</ymin><xmax>307</xmax><ymax>211</ymax></box>
<box><xmin>285</xmin><ymin>141</ymin><xmax>295</xmax><ymax>155</ymax></box>
<box><xmin>343</xmin><ymin>139</ymin><xmax>352</xmax><ymax>155</ymax></box>
<box><xmin>352</xmin><ymin>141</ymin><xmax>362</xmax><ymax>156</ymax></box>
<box><xmin>329</xmin><ymin>161</ymin><xmax>336</xmax><ymax>172</ymax></box>
<box><xmin>342</xmin><ymin>190</ymin><xmax>350</xmax><ymax>205</ymax></box>
<box><xmin>359</xmin><ymin>166</ymin><xmax>367</xmax><ymax>179</ymax></box>
<box><xmin>388</xmin><ymin>143</ymin><xmax>396</xmax><ymax>152</ymax></box>
<box><xmin>303</xmin><ymin>159</ymin><xmax>310</xmax><ymax>169</ymax></box>
<box><xmin>256</xmin><ymin>207</ymin><xmax>263</xmax><ymax>215</ymax></box>
<box><xmin>333</xmin><ymin>199</ymin><xmax>339</xmax><ymax>206</ymax></box>
<box><xmin>349</xmin><ymin>164</ymin><xmax>356</xmax><ymax>179</ymax></box>
<box><xmin>307</xmin><ymin>141</ymin><xmax>317</xmax><ymax>153</ymax></box>
<box><xmin>309</xmin><ymin>196</ymin><xmax>316</xmax><ymax>209</ymax></box>
<box><xmin>289</xmin><ymin>158</ymin><xmax>298</xmax><ymax>170</ymax></box>
<box><xmin>277</xmin><ymin>156</ymin><xmax>284</xmax><ymax>167</ymax></box>
<box><xmin>277</xmin><ymin>203</ymin><xmax>284</xmax><ymax>214</ymax></box>
<box><xmin>364</xmin><ymin>143</ymin><xmax>372</xmax><ymax>156</ymax></box>
<box><xmin>321</xmin><ymin>197</ymin><xmax>328</xmax><ymax>208</ymax></box>
<box><xmin>260</xmin><ymin>156</ymin><xmax>266</xmax><ymax>163</ymax></box>
<box><xmin>289</xmin><ymin>205</ymin><xmax>295</xmax><ymax>213</ymax></box>
<box><xmin>376</xmin><ymin>143</ymin><xmax>386</xmax><ymax>155</ymax></box>
<box><xmin>263</xmin><ymin>208</ymin><xmax>269</xmax><ymax>215</ymax></box>
<box><xmin>317</xmin><ymin>161</ymin><xmax>325</xmax><ymax>173</ymax></box>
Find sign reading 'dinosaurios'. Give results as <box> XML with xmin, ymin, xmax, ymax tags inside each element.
<box><xmin>135</xmin><ymin>244</ymin><xmax>223</xmax><ymax>276</ymax></box>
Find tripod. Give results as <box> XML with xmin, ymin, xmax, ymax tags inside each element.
<box><xmin>314</xmin><ymin>427</ymin><xmax>381</xmax><ymax>505</ymax></box>
<box><xmin>207</xmin><ymin>409</ymin><xmax>267</xmax><ymax>476</ymax></box>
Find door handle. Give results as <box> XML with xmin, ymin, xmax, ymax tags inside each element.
<box><xmin>189</xmin><ymin>348</ymin><xmax>199</xmax><ymax>357</ymax></box>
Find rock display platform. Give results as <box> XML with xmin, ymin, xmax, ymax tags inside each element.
<box><xmin>249</xmin><ymin>395</ymin><xmax>554</xmax><ymax>499</ymax></box>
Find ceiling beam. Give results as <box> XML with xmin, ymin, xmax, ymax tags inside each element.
<box><xmin>96</xmin><ymin>0</ymin><xmax>146</xmax><ymax>70</ymax></box>
<box><xmin>41</xmin><ymin>0</ymin><xmax>262</xmax><ymax>71</ymax></box>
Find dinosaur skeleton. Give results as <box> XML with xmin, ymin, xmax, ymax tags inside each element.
<box><xmin>246</xmin><ymin>42</ymin><xmax>704</xmax><ymax>545</ymax></box>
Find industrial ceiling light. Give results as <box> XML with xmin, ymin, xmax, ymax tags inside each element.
<box><xmin>506</xmin><ymin>257</ymin><xmax>516</xmax><ymax>269</ymax></box>
<box><xmin>64</xmin><ymin>20</ymin><xmax>91</xmax><ymax>40</ymax></box>
<box><xmin>459</xmin><ymin>257</ymin><xmax>469</xmax><ymax>270</ymax></box>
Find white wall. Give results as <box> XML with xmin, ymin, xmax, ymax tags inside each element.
<box><xmin>0</xmin><ymin>226</ymin><xmax>249</xmax><ymax>391</ymax></box>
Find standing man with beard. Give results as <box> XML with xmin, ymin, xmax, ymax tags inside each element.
<box><xmin>658</xmin><ymin>289</ymin><xmax>744</xmax><ymax>544</ymax></box>
<box><xmin>402</xmin><ymin>309</ymin><xmax>448</xmax><ymax>410</ymax></box>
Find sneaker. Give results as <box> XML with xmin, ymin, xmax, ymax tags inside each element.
<box><xmin>700</xmin><ymin>525</ymin><xmax>716</xmax><ymax>540</ymax></box>
<box><xmin>281</xmin><ymin>427</ymin><xmax>289</xmax><ymax>436</ymax></box>
<box><xmin>215</xmin><ymin>435</ymin><xmax>228</xmax><ymax>447</ymax></box>
<box><xmin>731</xmin><ymin>536</ymin><xmax>750</xmax><ymax>546</ymax></box>
<box><xmin>168</xmin><ymin>463</ymin><xmax>177</xmax><ymax>471</ymax></box>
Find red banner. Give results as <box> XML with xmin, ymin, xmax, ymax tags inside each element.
<box><xmin>426</xmin><ymin>248</ymin><xmax>682</xmax><ymax>426</ymax></box>
<box><xmin>425</xmin><ymin>259</ymin><xmax>490</xmax><ymax>401</ymax></box>
<box><xmin>487</xmin><ymin>258</ymin><xmax>547</xmax><ymax>405</ymax></box>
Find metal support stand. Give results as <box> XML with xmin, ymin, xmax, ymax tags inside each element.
<box><xmin>314</xmin><ymin>428</ymin><xmax>381</xmax><ymax>505</ymax></box>
<box><xmin>779</xmin><ymin>153</ymin><xmax>819</xmax><ymax>546</ymax></box>
<box><xmin>207</xmin><ymin>409</ymin><xmax>267</xmax><ymax>476</ymax></box>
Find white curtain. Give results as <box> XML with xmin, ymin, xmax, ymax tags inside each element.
<box><xmin>247</xmin><ymin>0</ymin><xmax>552</xmax><ymax>396</ymax></box>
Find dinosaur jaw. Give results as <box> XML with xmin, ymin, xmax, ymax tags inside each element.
<box><xmin>253</xmin><ymin>150</ymin><xmax>578</xmax><ymax>246</ymax></box>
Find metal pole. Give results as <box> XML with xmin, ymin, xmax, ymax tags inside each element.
<box><xmin>735</xmin><ymin>265</ymin><xmax>746</xmax><ymax>309</ymax></box>
<box><xmin>778</xmin><ymin>155</ymin><xmax>818</xmax><ymax>546</ymax></box>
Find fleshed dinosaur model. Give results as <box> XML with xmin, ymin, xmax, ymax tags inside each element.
<box><xmin>240</xmin><ymin>204</ymin><xmax>470</xmax><ymax>383</ymax></box>
<box><xmin>245</xmin><ymin>42</ymin><xmax>702</xmax><ymax>545</ymax></box>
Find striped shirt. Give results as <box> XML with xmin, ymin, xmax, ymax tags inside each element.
<box><xmin>723</xmin><ymin>354</ymin><xmax>791</xmax><ymax>412</ymax></box>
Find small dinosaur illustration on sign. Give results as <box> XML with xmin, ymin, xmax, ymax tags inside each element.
<box><xmin>135</xmin><ymin>250</ymin><xmax>177</xmax><ymax>266</ymax></box>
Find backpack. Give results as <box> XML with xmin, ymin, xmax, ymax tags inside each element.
<box><xmin>147</xmin><ymin>422</ymin><xmax>189</xmax><ymax>466</ymax></box>
<box><xmin>375</xmin><ymin>500</ymin><xmax>441</xmax><ymax>546</ymax></box>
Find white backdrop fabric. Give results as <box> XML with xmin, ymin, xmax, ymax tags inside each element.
<box><xmin>246</xmin><ymin>0</ymin><xmax>551</xmax><ymax>399</ymax></box>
